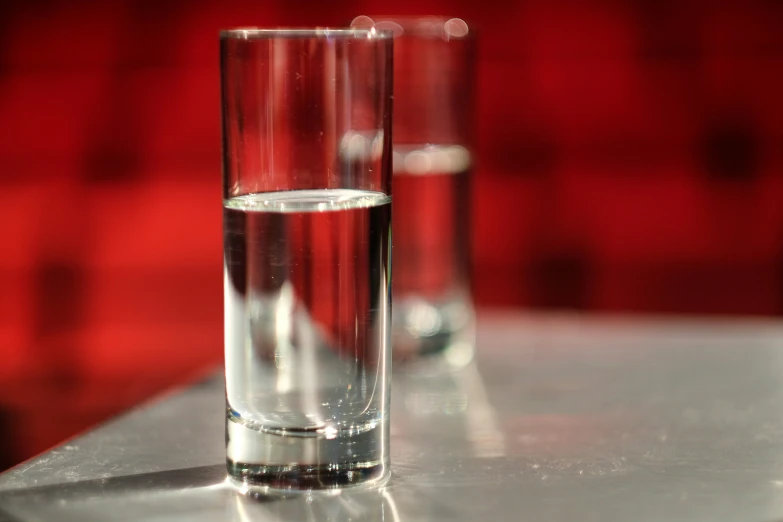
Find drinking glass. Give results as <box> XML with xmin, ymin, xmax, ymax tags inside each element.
<box><xmin>220</xmin><ymin>28</ymin><xmax>393</xmax><ymax>490</ymax></box>
<box><xmin>352</xmin><ymin>17</ymin><xmax>477</xmax><ymax>368</ymax></box>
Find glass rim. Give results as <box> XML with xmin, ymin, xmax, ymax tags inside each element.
<box><xmin>220</xmin><ymin>27</ymin><xmax>394</xmax><ymax>40</ymax></box>
<box><xmin>350</xmin><ymin>16</ymin><xmax>475</xmax><ymax>40</ymax></box>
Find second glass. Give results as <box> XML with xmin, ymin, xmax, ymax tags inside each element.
<box><xmin>221</xmin><ymin>28</ymin><xmax>393</xmax><ymax>490</ymax></box>
<box><xmin>353</xmin><ymin>17</ymin><xmax>477</xmax><ymax>368</ymax></box>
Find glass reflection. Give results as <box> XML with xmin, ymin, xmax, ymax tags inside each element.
<box><xmin>230</xmin><ymin>484</ymin><xmax>400</xmax><ymax>522</ymax></box>
<box><xmin>394</xmin><ymin>358</ymin><xmax>506</xmax><ymax>458</ymax></box>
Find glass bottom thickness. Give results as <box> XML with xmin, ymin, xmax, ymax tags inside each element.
<box><xmin>392</xmin><ymin>295</ymin><xmax>476</xmax><ymax>370</ymax></box>
<box><xmin>226</xmin><ymin>415</ymin><xmax>389</xmax><ymax>491</ymax></box>
<box><xmin>227</xmin><ymin>461</ymin><xmax>389</xmax><ymax>491</ymax></box>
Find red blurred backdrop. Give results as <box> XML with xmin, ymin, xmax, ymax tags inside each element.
<box><xmin>1</xmin><ymin>0</ymin><xmax>783</xmax><ymax>469</ymax></box>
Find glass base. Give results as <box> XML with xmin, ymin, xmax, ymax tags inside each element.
<box><xmin>392</xmin><ymin>295</ymin><xmax>475</xmax><ymax>370</ymax></box>
<box><xmin>226</xmin><ymin>414</ymin><xmax>389</xmax><ymax>491</ymax></box>
<box><xmin>227</xmin><ymin>461</ymin><xmax>389</xmax><ymax>491</ymax></box>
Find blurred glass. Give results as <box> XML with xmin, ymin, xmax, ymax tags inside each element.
<box><xmin>352</xmin><ymin>16</ymin><xmax>477</xmax><ymax>369</ymax></box>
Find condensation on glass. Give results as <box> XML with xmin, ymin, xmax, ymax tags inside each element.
<box><xmin>220</xmin><ymin>28</ymin><xmax>393</xmax><ymax>491</ymax></box>
<box><xmin>352</xmin><ymin>17</ymin><xmax>477</xmax><ymax>369</ymax></box>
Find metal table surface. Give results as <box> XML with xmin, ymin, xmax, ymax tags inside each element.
<box><xmin>4</xmin><ymin>312</ymin><xmax>783</xmax><ymax>521</ymax></box>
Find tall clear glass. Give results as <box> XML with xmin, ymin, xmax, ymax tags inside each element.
<box><xmin>352</xmin><ymin>17</ymin><xmax>477</xmax><ymax>368</ymax></box>
<box><xmin>220</xmin><ymin>28</ymin><xmax>393</xmax><ymax>490</ymax></box>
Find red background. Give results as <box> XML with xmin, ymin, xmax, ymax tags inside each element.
<box><xmin>1</xmin><ymin>0</ymin><xmax>783</xmax><ymax>469</ymax></box>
